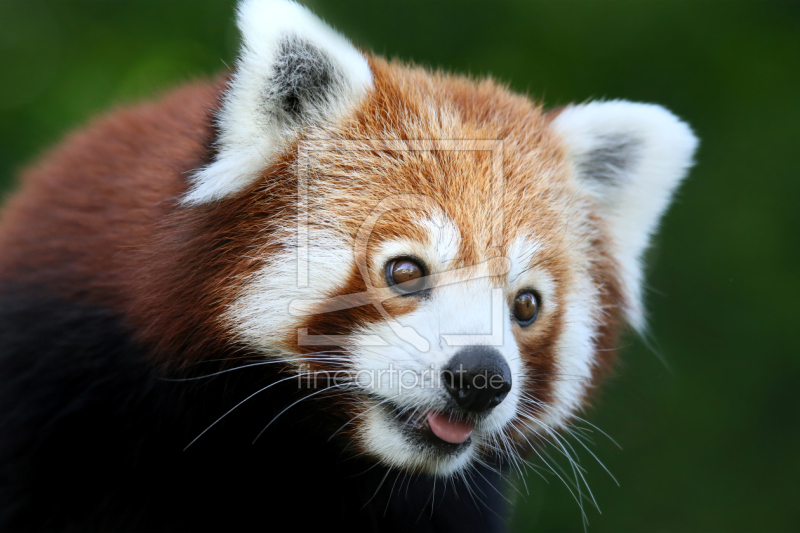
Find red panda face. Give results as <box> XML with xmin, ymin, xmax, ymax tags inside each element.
<box><xmin>186</xmin><ymin>0</ymin><xmax>697</xmax><ymax>476</ymax></box>
<box><xmin>222</xmin><ymin>139</ymin><xmax>589</xmax><ymax>474</ymax></box>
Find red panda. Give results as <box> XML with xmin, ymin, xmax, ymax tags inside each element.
<box><xmin>0</xmin><ymin>1</ymin><xmax>697</xmax><ymax>531</ymax></box>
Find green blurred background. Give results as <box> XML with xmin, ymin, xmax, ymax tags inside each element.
<box><xmin>0</xmin><ymin>1</ymin><xmax>798</xmax><ymax>531</ymax></box>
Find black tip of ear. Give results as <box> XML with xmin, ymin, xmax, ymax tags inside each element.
<box><xmin>575</xmin><ymin>134</ymin><xmax>643</xmax><ymax>187</ymax></box>
<box><xmin>268</xmin><ymin>37</ymin><xmax>339</xmax><ymax>122</ymax></box>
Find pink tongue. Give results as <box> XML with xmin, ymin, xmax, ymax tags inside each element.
<box><xmin>426</xmin><ymin>411</ymin><xmax>474</xmax><ymax>444</ymax></box>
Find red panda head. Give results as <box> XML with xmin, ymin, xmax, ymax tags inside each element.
<box><xmin>180</xmin><ymin>0</ymin><xmax>697</xmax><ymax>476</ymax></box>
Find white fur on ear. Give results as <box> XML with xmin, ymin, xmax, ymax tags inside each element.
<box><xmin>551</xmin><ymin>100</ymin><xmax>698</xmax><ymax>331</ymax></box>
<box><xmin>184</xmin><ymin>0</ymin><xmax>373</xmax><ymax>205</ymax></box>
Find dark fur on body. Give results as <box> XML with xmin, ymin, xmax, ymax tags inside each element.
<box><xmin>0</xmin><ymin>288</ymin><xmax>507</xmax><ymax>532</ymax></box>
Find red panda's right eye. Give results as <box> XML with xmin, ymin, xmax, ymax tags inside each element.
<box><xmin>386</xmin><ymin>258</ymin><xmax>427</xmax><ymax>294</ymax></box>
<box><xmin>513</xmin><ymin>291</ymin><xmax>540</xmax><ymax>325</ymax></box>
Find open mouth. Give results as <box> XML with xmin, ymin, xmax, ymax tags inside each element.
<box><xmin>392</xmin><ymin>403</ymin><xmax>476</xmax><ymax>453</ymax></box>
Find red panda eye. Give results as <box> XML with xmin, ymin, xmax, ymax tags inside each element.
<box><xmin>513</xmin><ymin>291</ymin><xmax>540</xmax><ymax>325</ymax></box>
<box><xmin>386</xmin><ymin>258</ymin><xmax>427</xmax><ymax>294</ymax></box>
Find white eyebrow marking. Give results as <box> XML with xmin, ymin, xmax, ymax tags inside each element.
<box><xmin>507</xmin><ymin>236</ymin><xmax>544</xmax><ymax>283</ymax></box>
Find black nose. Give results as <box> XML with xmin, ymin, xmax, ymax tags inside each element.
<box><xmin>442</xmin><ymin>347</ymin><xmax>512</xmax><ymax>413</ymax></box>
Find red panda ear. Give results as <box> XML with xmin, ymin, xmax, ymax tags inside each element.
<box><xmin>183</xmin><ymin>0</ymin><xmax>373</xmax><ymax>205</ymax></box>
<box><xmin>550</xmin><ymin>100</ymin><xmax>698</xmax><ymax>331</ymax></box>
